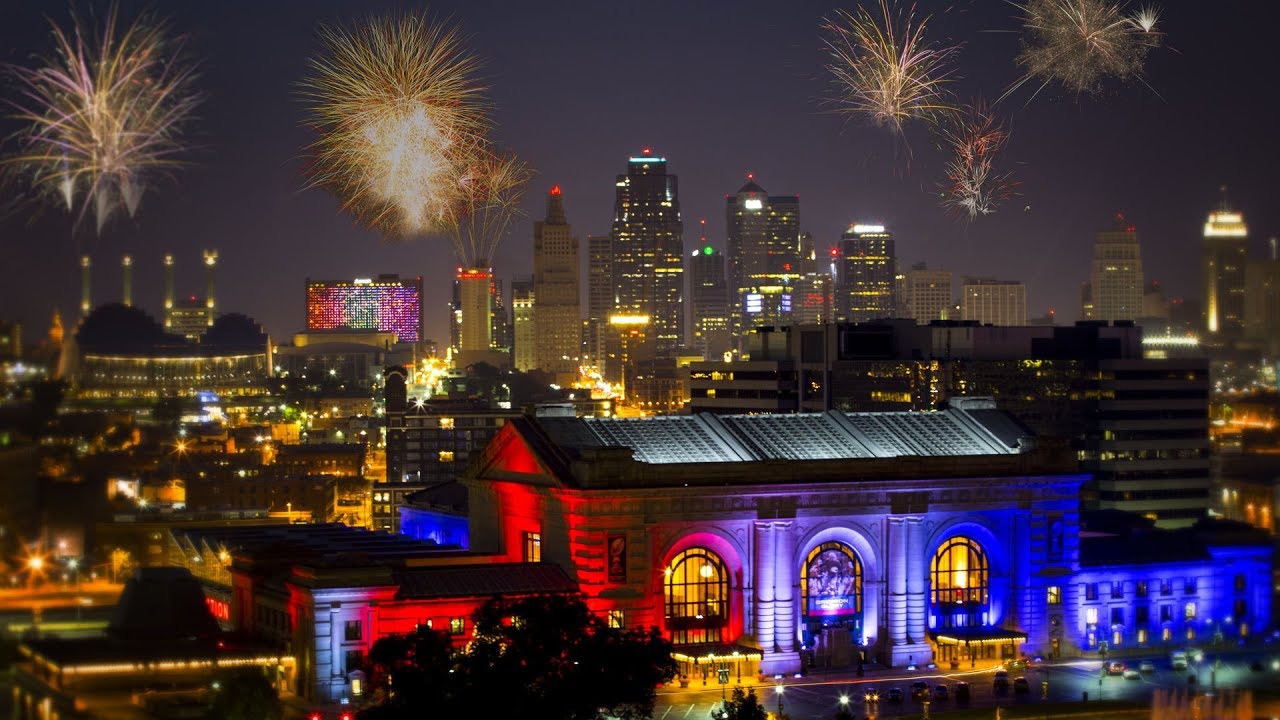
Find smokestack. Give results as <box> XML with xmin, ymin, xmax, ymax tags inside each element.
<box><xmin>121</xmin><ymin>254</ymin><xmax>133</xmax><ymax>307</ymax></box>
<box><xmin>203</xmin><ymin>248</ymin><xmax>218</xmax><ymax>326</ymax></box>
<box><xmin>163</xmin><ymin>253</ymin><xmax>175</xmax><ymax>329</ymax></box>
<box><xmin>80</xmin><ymin>255</ymin><xmax>91</xmax><ymax>316</ymax></box>
<box><xmin>1271</xmin><ymin>237</ymin><xmax>1278</xmax><ymax>262</ymax></box>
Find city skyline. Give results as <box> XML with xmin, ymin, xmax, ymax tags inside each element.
<box><xmin>1</xmin><ymin>1</ymin><xmax>1278</xmax><ymax>347</ymax></box>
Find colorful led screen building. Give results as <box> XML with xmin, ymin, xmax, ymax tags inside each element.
<box><xmin>306</xmin><ymin>275</ymin><xmax>423</xmax><ymax>342</ymax></box>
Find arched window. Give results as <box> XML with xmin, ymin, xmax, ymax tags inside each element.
<box><xmin>930</xmin><ymin>536</ymin><xmax>990</xmax><ymax>628</ymax></box>
<box><xmin>664</xmin><ymin>548</ymin><xmax>728</xmax><ymax>645</ymax></box>
<box><xmin>801</xmin><ymin>542</ymin><xmax>863</xmax><ymax>620</ymax></box>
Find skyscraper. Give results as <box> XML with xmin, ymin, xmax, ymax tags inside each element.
<box><xmin>1203</xmin><ymin>202</ymin><xmax>1248</xmax><ymax>338</ymax></box>
<box><xmin>611</xmin><ymin>149</ymin><xmax>684</xmax><ymax>355</ymax></box>
<box><xmin>725</xmin><ymin>176</ymin><xmax>800</xmax><ymax>338</ymax></box>
<box><xmin>688</xmin><ymin>244</ymin><xmax>730</xmax><ymax>360</ymax></box>
<box><xmin>961</xmin><ymin>278</ymin><xmax>1027</xmax><ymax>326</ymax></box>
<box><xmin>1089</xmin><ymin>214</ymin><xmax>1144</xmax><ymax>322</ymax></box>
<box><xmin>837</xmin><ymin>223</ymin><xmax>896</xmax><ymax>322</ymax></box>
<box><xmin>511</xmin><ymin>277</ymin><xmax>535</xmax><ymax>372</ymax></box>
<box><xmin>904</xmin><ymin>263</ymin><xmax>953</xmax><ymax>324</ymax></box>
<box><xmin>532</xmin><ymin>186</ymin><xmax>581</xmax><ymax>382</ymax></box>
<box><xmin>585</xmin><ymin>234</ymin><xmax>613</xmax><ymax>368</ymax></box>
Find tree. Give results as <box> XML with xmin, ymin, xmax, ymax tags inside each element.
<box><xmin>359</xmin><ymin>594</ymin><xmax>677</xmax><ymax>720</ymax></box>
<box><xmin>208</xmin><ymin>668</ymin><xmax>281</xmax><ymax>720</ymax></box>
<box><xmin>720</xmin><ymin>687</ymin><xmax>767</xmax><ymax>720</ymax></box>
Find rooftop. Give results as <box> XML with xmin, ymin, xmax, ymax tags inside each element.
<box><xmin>394</xmin><ymin>562</ymin><xmax>577</xmax><ymax>600</ymax></box>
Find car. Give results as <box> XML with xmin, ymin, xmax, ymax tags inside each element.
<box><xmin>1123</xmin><ymin>668</ymin><xmax>1141</xmax><ymax>680</ymax></box>
<box><xmin>933</xmin><ymin>684</ymin><xmax>950</xmax><ymax>701</ymax></box>
<box><xmin>954</xmin><ymin>681</ymin><xmax>971</xmax><ymax>702</ymax></box>
<box><xmin>1013</xmin><ymin>676</ymin><xmax>1031</xmax><ymax>694</ymax></box>
<box><xmin>886</xmin><ymin>687</ymin><xmax>904</xmax><ymax>703</ymax></box>
<box><xmin>1139</xmin><ymin>660</ymin><xmax>1156</xmax><ymax>674</ymax></box>
<box><xmin>910</xmin><ymin>681</ymin><xmax>930</xmax><ymax>699</ymax></box>
<box><xmin>1171</xmin><ymin>652</ymin><xmax>1188</xmax><ymax>671</ymax></box>
<box><xmin>993</xmin><ymin>671</ymin><xmax>1010</xmax><ymax>693</ymax></box>
<box><xmin>862</xmin><ymin>688</ymin><xmax>880</xmax><ymax>703</ymax></box>
<box><xmin>1185</xmin><ymin>647</ymin><xmax>1205</xmax><ymax>663</ymax></box>
<box><xmin>1106</xmin><ymin>661</ymin><xmax>1126</xmax><ymax>676</ymax></box>
<box><xmin>1005</xmin><ymin>658</ymin><xmax>1029</xmax><ymax>673</ymax></box>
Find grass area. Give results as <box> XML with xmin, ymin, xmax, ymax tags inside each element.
<box><xmin>928</xmin><ymin>699</ymin><xmax>1147</xmax><ymax>720</ymax></box>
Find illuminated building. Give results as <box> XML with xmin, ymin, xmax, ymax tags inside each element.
<box><xmin>726</xmin><ymin>177</ymin><xmax>800</xmax><ymax>339</ymax></box>
<box><xmin>168</xmin><ymin>296</ymin><xmax>214</xmax><ymax>342</ymax></box>
<box><xmin>961</xmin><ymin>278</ymin><xmax>1026</xmax><ymax>326</ymax></box>
<box><xmin>306</xmin><ymin>275</ymin><xmax>423</xmax><ymax>343</ymax></box>
<box><xmin>611</xmin><ymin>149</ymin><xmax>684</xmax><ymax>356</ymax></box>
<box><xmin>691</xmin><ymin>321</ymin><xmax>1212</xmax><ymax>527</ymax></box>
<box><xmin>456</xmin><ymin>267</ymin><xmax>493</xmax><ymax>365</ymax></box>
<box><xmin>602</xmin><ymin>313</ymin><xmax>653</xmax><ymax>392</ymax></box>
<box><xmin>904</xmin><ymin>264</ymin><xmax>953</xmax><ymax>324</ymax></box>
<box><xmin>65</xmin><ymin>304</ymin><xmax>272</xmax><ymax>402</ymax></box>
<box><xmin>464</xmin><ymin>402</ymin><xmax>1271</xmax><ymax>674</ymax></box>
<box><xmin>533</xmin><ymin>185</ymin><xmax>581</xmax><ymax>383</ymax></box>
<box><xmin>585</xmin><ymin>233</ymin><xmax>613</xmax><ymax>367</ymax></box>
<box><xmin>689</xmin><ymin>244</ymin><xmax>731</xmax><ymax>360</ymax></box>
<box><xmin>120</xmin><ymin>254</ymin><xmax>133</xmax><ymax>307</ymax></box>
<box><xmin>167</xmin><ymin>523</ymin><xmax>576</xmax><ymax>703</ymax></box>
<box><xmin>1202</xmin><ymin>202</ymin><xmax>1248</xmax><ymax>339</ymax></box>
<box><xmin>0</xmin><ymin>320</ymin><xmax>20</xmax><ymax>360</ymax></box>
<box><xmin>837</xmin><ymin>224</ymin><xmax>896</xmax><ymax>322</ymax></box>
<box><xmin>511</xmin><ymin>277</ymin><xmax>535</xmax><ymax>372</ymax></box>
<box><xmin>1090</xmin><ymin>214</ymin><xmax>1144</xmax><ymax>322</ymax></box>
<box><xmin>491</xmin><ymin>276</ymin><xmax>512</xmax><ymax>356</ymax></box>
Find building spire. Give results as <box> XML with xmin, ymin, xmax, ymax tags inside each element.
<box><xmin>545</xmin><ymin>186</ymin><xmax>567</xmax><ymax>225</ymax></box>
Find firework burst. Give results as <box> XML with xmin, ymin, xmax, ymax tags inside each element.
<box><xmin>300</xmin><ymin>13</ymin><xmax>490</xmax><ymax>241</ymax></box>
<box><xmin>1</xmin><ymin>5</ymin><xmax>200</xmax><ymax>233</ymax></box>
<box><xmin>822</xmin><ymin>0</ymin><xmax>959</xmax><ymax>135</ymax></box>
<box><xmin>448</xmin><ymin>147</ymin><xmax>532</xmax><ymax>266</ymax></box>
<box><xmin>1008</xmin><ymin>0</ymin><xmax>1162</xmax><ymax>100</ymax></box>
<box><xmin>939</xmin><ymin>103</ymin><xmax>1016</xmax><ymax>221</ymax></box>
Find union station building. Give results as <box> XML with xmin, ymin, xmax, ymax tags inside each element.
<box><xmin>462</xmin><ymin>399</ymin><xmax>1273</xmax><ymax>678</ymax></box>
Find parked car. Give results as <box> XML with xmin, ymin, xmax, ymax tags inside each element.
<box><xmin>1013</xmin><ymin>676</ymin><xmax>1031</xmax><ymax>694</ymax></box>
<box><xmin>1123</xmin><ymin>668</ymin><xmax>1141</xmax><ymax>680</ymax></box>
<box><xmin>862</xmin><ymin>688</ymin><xmax>880</xmax><ymax>703</ymax></box>
<box><xmin>1171</xmin><ymin>652</ymin><xmax>1188</xmax><ymax>671</ymax></box>
<box><xmin>933</xmin><ymin>684</ymin><xmax>950</xmax><ymax>701</ymax></box>
<box><xmin>910</xmin><ymin>681</ymin><xmax>930</xmax><ymax>699</ymax></box>
<box><xmin>954</xmin><ymin>681</ymin><xmax>971</xmax><ymax>702</ymax></box>
<box><xmin>886</xmin><ymin>687</ymin><xmax>904</xmax><ymax>703</ymax></box>
<box><xmin>993</xmin><ymin>670</ymin><xmax>1010</xmax><ymax>693</ymax></box>
<box><xmin>1139</xmin><ymin>660</ymin><xmax>1156</xmax><ymax>674</ymax></box>
<box><xmin>1106</xmin><ymin>661</ymin><xmax>1126</xmax><ymax>676</ymax></box>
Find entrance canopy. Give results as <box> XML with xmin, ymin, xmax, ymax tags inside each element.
<box><xmin>932</xmin><ymin>627</ymin><xmax>1028</xmax><ymax>647</ymax></box>
<box><xmin>672</xmin><ymin>644</ymin><xmax>763</xmax><ymax>666</ymax></box>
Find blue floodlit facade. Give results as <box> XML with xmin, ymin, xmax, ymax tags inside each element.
<box><xmin>461</xmin><ymin>401</ymin><xmax>1274</xmax><ymax>676</ymax></box>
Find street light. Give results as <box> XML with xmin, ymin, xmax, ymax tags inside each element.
<box><xmin>775</xmin><ymin>684</ymin><xmax>784</xmax><ymax>717</ymax></box>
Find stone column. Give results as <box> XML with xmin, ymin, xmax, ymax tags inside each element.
<box><xmin>754</xmin><ymin>522</ymin><xmax>775</xmax><ymax>646</ymax></box>
<box><xmin>906</xmin><ymin>517</ymin><xmax>927</xmax><ymax>643</ymax></box>
<box><xmin>888</xmin><ymin>517</ymin><xmax>907</xmax><ymax>646</ymax></box>
<box><xmin>773</xmin><ymin>520</ymin><xmax>797</xmax><ymax>652</ymax></box>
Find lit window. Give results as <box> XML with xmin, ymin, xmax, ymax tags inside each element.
<box><xmin>608</xmin><ymin>610</ymin><xmax>625</xmax><ymax>629</ymax></box>
<box><xmin>1137</xmin><ymin>628</ymin><xmax>1148</xmax><ymax>644</ymax></box>
<box><xmin>1047</xmin><ymin>586</ymin><xmax>1061</xmax><ymax>605</ymax></box>
<box><xmin>438</xmin><ymin>450</ymin><xmax>454</xmax><ymax>462</ymax></box>
<box><xmin>1085</xmin><ymin>608</ymin><xmax>1098</xmax><ymax>625</ymax></box>
<box><xmin>1184</xmin><ymin>602</ymin><xmax>1196</xmax><ymax>621</ymax></box>
<box><xmin>1161</xmin><ymin>627</ymin><xmax>1172</xmax><ymax>642</ymax></box>
<box><xmin>664</xmin><ymin>547</ymin><xmax>728</xmax><ymax>645</ymax></box>
<box><xmin>439</xmin><ymin>417</ymin><xmax>454</xmax><ymax>429</ymax></box>
<box><xmin>523</xmin><ymin>531</ymin><xmax>541</xmax><ymax>563</ymax></box>
<box><xmin>930</xmin><ymin>537</ymin><xmax>989</xmax><ymax>629</ymax></box>
<box><xmin>449</xmin><ymin>617</ymin><xmax>465</xmax><ymax>635</ymax></box>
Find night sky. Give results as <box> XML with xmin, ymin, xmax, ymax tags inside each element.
<box><xmin>2</xmin><ymin>0</ymin><xmax>1277</xmax><ymax>346</ymax></box>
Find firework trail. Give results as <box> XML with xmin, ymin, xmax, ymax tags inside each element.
<box><xmin>2</xmin><ymin>5</ymin><xmax>200</xmax><ymax>233</ymax></box>
<box><xmin>300</xmin><ymin>13</ymin><xmax>490</xmax><ymax>245</ymax></box>
<box><xmin>1006</xmin><ymin>0</ymin><xmax>1162</xmax><ymax>101</ymax></box>
<box><xmin>449</xmin><ymin>147</ymin><xmax>532</xmax><ymax>266</ymax></box>
<box><xmin>822</xmin><ymin>0</ymin><xmax>959</xmax><ymax>135</ymax></box>
<box><xmin>939</xmin><ymin>102</ymin><xmax>1016</xmax><ymax>221</ymax></box>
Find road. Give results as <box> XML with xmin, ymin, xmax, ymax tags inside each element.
<box><xmin>651</xmin><ymin>650</ymin><xmax>1280</xmax><ymax>719</ymax></box>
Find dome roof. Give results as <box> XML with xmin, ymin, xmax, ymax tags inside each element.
<box><xmin>201</xmin><ymin>313</ymin><xmax>268</xmax><ymax>353</ymax></box>
<box><xmin>75</xmin><ymin>303</ymin><xmax>189</xmax><ymax>354</ymax></box>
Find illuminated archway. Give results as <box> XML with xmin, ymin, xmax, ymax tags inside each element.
<box><xmin>664</xmin><ymin>547</ymin><xmax>728</xmax><ymax>645</ymax></box>
<box><xmin>801</xmin><ymin>542</ymin><xmax>863</xmax><ymax>619</ymax></box>
<box><xmin>930</xmin><ymin>536</ymin><xmax>989</xmax><ymax>629</ymax></box>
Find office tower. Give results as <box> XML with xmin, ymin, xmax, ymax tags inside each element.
<box><xmin>794</xmin><ymin>234</ymin><xmax>835</xmax><ymax>325</ymax></box>
<box><xmin>836</xmin><ymin>223</ymin><xmax>896</xmax><ymax>322</ymax></box>
<box><xmin>457</xmin><ymin>267</ymin><xmax>493</xmax><ymax>358</ymax></box>
<box><xmin>121</xmin><ymin>255</ymin><xmax>133</xmax><ymax>307</ymax></box>
<box><xmin>511</xmin><ymin>277</ymin><xmax>535</xmax><ymax>372</ymax></box>
<box><xmin>203</xmin><ymin>249</ymin><xmax>218</xmax><ymax>326</ymax></box>
<box><xmin>961</xmin><ymin>278</ymin><xmax>1027</xmax><ymax>326</ymax></box>
<box><xmin>1089</xmin><ymin>214</ymin><xmax>1144</xmax><ymax>322</ymax></box>
<box><xmin>532</xmin><ymin>186</ymin><xmax>581</xmax><ymax>382</ymax></box>
<box><xmin>585</xmin><ymin>234</ymin><xmax>613</xmax><ymax>367</ymax></box>
<box><xmin>904</xmin><ymin>263</ymin><xmax>953</xmax><ymax>324</ymax></box>
<box><xmin>725</xmin><ymin>176</ymin><xmax>801</xmax><ymax>337</ymax></box>
<box><xmin>1203</xmin><ymin>202</ymin><xmax>1248</xmax><ymax>338</ymax></box>
<box><xmin>1141</xmin><ymin>281</ymin><xmax>1169</xmax><ymax>322</ymax></box>
<box><xmin>306</xmin><ymin>275</ymin><xmax>424</xmax><ymax>342</ymax></box>
<box><xmin>610</xmin><ymin>149</ymin><xmax>684</xmax><ymax>355</ymax></box>
<box><xmin>490</xmin><ymin>276</ymin><xmax>510</xmax><ymax>355</ymax></box>
<box><xmin>1244</xmin><ymin>256</ymin><xmax>1280</xmax><ymax>356</ymax></box>
<box><xmin>163</xmin><ymin>254</ymin><xmax>175</xmax><ymax>329</ymax></box>
<box><xmin>80</xmin><ymin>255</ymin><xmax>91</xmax><ymax>316</ymax></box>
<box><xmin>689</xmin><ymin>244</ymin><xmax>731</xmax><ymax>360</ymax></box>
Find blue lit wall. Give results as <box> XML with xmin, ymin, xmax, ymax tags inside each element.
<box><xmin>400</xmin><ymin>506</ymin><xmax>469</xmax><ymax>549</ymax></box>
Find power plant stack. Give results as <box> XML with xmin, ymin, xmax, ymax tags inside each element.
<box><xmin>80</xmin><ymin>255</ymin><xmax>91</xmax><ymax>317</ymax></box>
<box><xmin>163</xmin><ymin>253</ymin><xmax>175</xmax><ymax>330</ymax></box>
<box><xmin>121</xmin><ymin>255</ymin><xmax>133</xmax><ymax>307</ymax></box>
<box><xmin>203</xmin><ymin>249</ymin><xmax>218</xmax><ymax>327</ymax></box>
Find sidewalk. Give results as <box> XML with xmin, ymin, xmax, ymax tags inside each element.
<box><xmin>659</xmin><ymin>658</ymin><xmax>1009</xmax><ymax>695</ymax></box>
